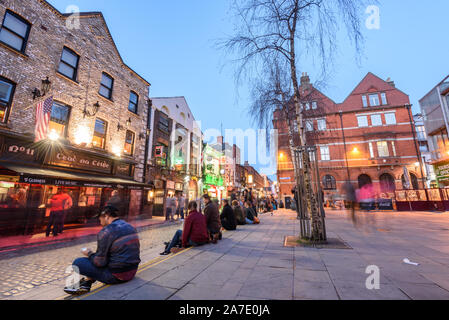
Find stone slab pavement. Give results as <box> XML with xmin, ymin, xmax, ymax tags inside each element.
<box><xmin>6</xmin><ymin>209</ymin><xmax>449</xmax><ymax>300</ymax></box>
<box><xmin>65</xmin><ymin>209</ymin><xmax>449</xmax><ymax>300</ymax></box>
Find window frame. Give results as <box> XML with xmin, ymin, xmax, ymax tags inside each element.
<box><xmin>57</xmin><ymin>46</ymin><xmax>80</xmax><ymax>81</ymax></box>
<box><xmin>128</xmin><ymin>91</ymin><xmax>139</xmax><ymax>114</ymax></box>
<box><xmin>369</xmin><ymin>94</ymin><xmax>380</xmax><ymax>107</ymax></box>
<box><xmin>0</xmin><ymin>10</ymin><xmax>31</xmax><ymax>53</ymax></box>
<box><xmin>92</xmin><ymin>118</ymin><xmax>108</xmax><ymax>149</ymax></box>
<box><xmin>49</xmin><ymin>101</ymin><xmax>71</xmax><ymax>138</ymax></box>
<box><xmin>323</xmin><ymin>175</ymin><xmax>337</xmax><ymax>190</ymax></box>
<box><xmin>385</xmin><ymin>112</ymin><xmax>397</xmax><ymax>125</ymax></box>
<box><xmin>357</xmin><ymin>115</ymin><xmax>368</xmax><ymax>128</ymax></box>
<box><xmin>377</xmin><ymin>141</ymin><xmax>389</xmax><ymax>158</ymax></box>
<box><xmin>158</xmin><ymin>113</ymin><xmax>170</xmax><ymax>133</ymax></box>
<box><xmin>320</xmin><ymin>146</ymin><xmax>330</xmax><ymax>161</ymax></box>
<box><xmin>305</xmin><ymin>120</ymin><xmax>314</xmax><ymax>132</ymax></box>
<box><xmin>99</xmin><ymin>72</ymin><xmax>114</xmax><ymax>100</ymax></box>
<box><xmin>371</xmin><ymin>114</ymin><xmax>383</xmax><ymax>127</ymax></box>
<box><xmin>362</xmin><ymin>95</ymin><xmax>368</xmax><ymax>108</ymax></box>
<box><xmin>381</xmin><ymin>92</ymin><xmax>388</xmax><ymax>105</ymax></box>
<box><xmin>317</xmin><ymin>118</ymin><xmax>326</xmax><ymax>131</ymax></box>
<box><xmin>0</xmin><ymin>76</ymin><xmax>16</xmax><ymax>124</ymax></box>
<box><xmin>124</xmin><ymin>130</ymin><xmax>135</xmax><ymax>156</ymax></box>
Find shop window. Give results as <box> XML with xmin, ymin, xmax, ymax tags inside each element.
<box><xmin>0</xmin><ymin>182</ymin><xmax>28</xmax><ymax>208</ymax></box>
<box><xmin>124</xmin><ymin>130</ymin><xmax>135</xmax><ymax>156</ymax></box>
<box><xmin>99</xmin><ymin>72</ymin><xmax>114</xmax><ymax>100</ymax></box>
<box><xmin>49</xmin><ymin>101</ymin><xmax>70</xmax><ymax>138</ymax></box>
<box><xmin>155</xmin><ymin>143</ymin><xmax>168</xmax><ymax>167</ymax></box>
<box><xmin>0</xmin><ymin>10</ymin><xmax>31</xmax><ymax>53</ymax></box>
<box><xmin>128</xmin><ymin>91</ymin><xmax>138</xmax><ymax>114</ymax></box>
<box><xmin>0</xmin><ymin>76</ymin><xmax>15</xmax><ymax>123</ymax></box>
<box><xmin>58</xmin><ymin>47</ymin><xmax>79</xmax><ymax>81</ymax></box>
<box><xmin>92</xmin><ymin>118</ymin><xmax>107</xmax><ymax>149</ymax></box>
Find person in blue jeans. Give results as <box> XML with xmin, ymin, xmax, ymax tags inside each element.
<box><xmin>64</xmin><ymin>206</ymin><xmax>141</xmax><ymax>295</ymax></box>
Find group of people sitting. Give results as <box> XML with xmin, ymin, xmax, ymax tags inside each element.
<box><xmin>160</xmin><ymin>194</ymin><xmax>260</xmax><ymax>255</ymax></box>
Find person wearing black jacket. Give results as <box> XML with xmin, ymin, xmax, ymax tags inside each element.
<box><xmin>220</xmin><ymin>199</ymin><xmax>237</xmax><ymax>231</ymax></box>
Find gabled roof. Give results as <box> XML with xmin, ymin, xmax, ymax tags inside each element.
<box><xmin>41</xmin><ymin>0</ymin><xmax>150</xmax><ymax>86</ymax></box>
<box><xmin>342</xmin><ymin>72</ymin><xmax>408</xmax><ymax>103</ymax></box>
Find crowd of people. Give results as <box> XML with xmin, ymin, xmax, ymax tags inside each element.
<box><xmin>159</xmin><ymin>191</ymin><xmax>272</xmax><ymax>256</ymax></box>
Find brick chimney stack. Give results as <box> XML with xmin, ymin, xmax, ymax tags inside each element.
<box><xmin>300</xmin><ymin>72</ymin><xmax>311</xmax><ymax>89</ymax></box>
<box><xmin>386</xmin><ymin>77</ymin><xmax>395</xmax><ymax>88</ymax></box>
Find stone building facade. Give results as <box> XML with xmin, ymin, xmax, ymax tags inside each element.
<box><xmin>0</xmin><ymin>0</ymin><xmax>151</xmax><ymax>238</ymax></box>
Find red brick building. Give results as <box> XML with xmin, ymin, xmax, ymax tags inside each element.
<box><xmin>274</xmin><ymin>72</ymin><xmax>423</xmax><ymax>205</ymax></box>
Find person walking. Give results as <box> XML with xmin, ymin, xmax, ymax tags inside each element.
<box><xmin>220</xmin><ymin>199</ymin><xmax>237</xmax><ymax>231</ymax></box>
<box><xmin>166</xmin><ymin>195</ymin><xmax>177</xmax><ymax>222</ymax></box>
<box><xmin>64</xmin><ymin>206</ymin><xmax>141</xmax><ymax>295</ymax></box>
<box><xmin>177</xmin><ymin>193</ymin><xmax>186</xmax><ymax>221</ymax></box>
<box><xmin>160</xmin><ymin>201</ymin><xmax>209</xmax><ymax>255</ymax></box>
<box><xmin>202</xmin><ymin>194</ymin><xmax>222</xmax><ymax>243</ymax></box>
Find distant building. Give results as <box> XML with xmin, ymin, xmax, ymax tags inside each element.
<box><xmin>414</xmin><ymin>113</ymin><xmax>435</xmax><ymax>187</ymax></box>
<box><xmin>419</xmin><ymin>75</ymin><xmax>449</xmax><ymax>187</ymax></box>
<box><xmin>210</xmin><ymin>136</ymin><xmax>241</xmax><ymax>194</ymax></box>
<box><xmin>274</xmin><ymin>72</ymin><xmax>423</xmax><ymax>205</ymax></box>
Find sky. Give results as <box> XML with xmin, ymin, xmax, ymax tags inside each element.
<box><xmin>49</xmin><ymin>0</ymin><xmax>449</xmax><ymax>178</ymax></box>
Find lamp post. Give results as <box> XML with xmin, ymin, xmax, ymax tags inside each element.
<box><xmin>339</xmin><ymin>111</ymin><xmax>351</xmax><ymax>182</ymax></box>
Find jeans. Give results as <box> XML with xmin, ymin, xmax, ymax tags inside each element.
<box><xmin>178</xmin><ymin>207</ymin><xmax>185</xmax><ymax>219</ymax></box>
<box><xmin>46</xmin><ymin>210</ymin><xmax>63</xmax><ymax>236</ymax></box>
<box><xmin>245</xmin><ymin>218</ymin><xmax>254</xmax><ymax>225</ymax></box>
<box><xmin>164</xmin><ymin>230</ymin><xmax>204</xmax><ymax>254</ymax></box>
<box><xmin>72</xmin><ymin>258</ymin><xmax>122</xmax><ymax>285</ymax></box>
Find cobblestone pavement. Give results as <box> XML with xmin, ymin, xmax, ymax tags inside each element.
<box><xmin>0</xmin><ymin>221</ymin><xmax>183</xmax><ymax>299</ymax></box>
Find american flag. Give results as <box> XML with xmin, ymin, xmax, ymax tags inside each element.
<box><xmin>34</xmin><ymin>96</ymin><xmax>53</xmax><ymax>142</ymax></box>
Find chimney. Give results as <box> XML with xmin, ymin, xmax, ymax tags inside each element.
<box><xmin>300</xmin><ymin>72</ymin><xmax>311</xmax><ymax>89</ymax></box>
<box><xmin>386</xmin><ymin>77</ymin><xmax>395</xmax><ymax>88</ymax></box>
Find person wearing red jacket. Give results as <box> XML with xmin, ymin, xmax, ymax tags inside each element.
<box><xmin>160</xmin><ymin>201</ymin><xmax>209</xmax><ymax>255</ymax></box>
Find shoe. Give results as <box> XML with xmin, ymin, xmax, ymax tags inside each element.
<box><xmin>160</xmin><ymin>251</ymin><xmax>170</xmax><ymax>256</ymax></box>
<box><xmin>164</xmin><ymin>242</ymin><xmax>170</xmax><ymax>246</ymax></box>
<box><xmin>218</xmin><ymin>232</ymin><xmax>222</xmax><ymax>241</ymax></box>
<box><xmin>64</xmin><ymin>278</ymin><xmax>93</xmax><ymax>295</ymax></box>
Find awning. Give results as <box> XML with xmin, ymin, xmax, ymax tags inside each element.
<box><xmin>0</xmin><ymin>163</ymin><xmax>152</xmax><ymax>189</ymax></box>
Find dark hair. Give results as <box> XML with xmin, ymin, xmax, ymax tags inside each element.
<box><xmin>188</xmin><ymin>201</ymin><xmax>198</xmax><ymax>211</ymax></box>
<box><xmin>223</xmin><ymin>199</ymin><xmax>229</xmax><ymax>205</ymax></box>
<box><xmin>101</xmin><ymin>206</ymin><xmax>119</xmax><ymax>218</ymax></box>
<box><xmin>202</xmin><ymin>194</ymin><xmax>211</xmax><ymax>201</ymax></box>
<box><xmin>232</xmin><ymin>200</ymin><xmax>239</xmax><ymax>206</ymax></box>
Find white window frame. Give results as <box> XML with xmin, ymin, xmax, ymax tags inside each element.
<box><xmin>320</xmin><ymin>146</ymin><xmax>330</xmax><ymax>161</ymax></box>
<box><xmin>306</xmin><ymin>120</ymin><xmax>314</xmax><ymax>132</ymax></box>
<box><xmin>312</xmin><ymin>101</ymin><xmax>318</xmax><ymax>110</ymax></box>
<box><xmin>369</xmin><ymin>142</ymin><xmax>374</xmax><ymax>158</ymax></box>
<box><xmin>391</xmin><ymin>141</ymin><xmax>397</xmax><ymax>157</ymax></box>
<box><xmin>371</xmin><ymin>114</ymin><xmax>383</xmax><ymax>127</ymax></box>
<box><xmin>357</xmin><ymin>115</ymin><xmax>368</xmax><ymax>127</ymax></box>
<box><xmin>381</xmin><ymin>92</ymin><xmax>388</xmax><ymax>105</ymax></box>
<box><xmin>369</xmin><ymin>94</ymin><xmax>380</xmax><ymax>107</ymax></box>
<box><xmin>317</xmin><ymin>119</ymin><xmax>326</xmax><ymax>131</ymax></box>
<box><xmin>385</xmin><ymin>113</ymin><xmax>396</xmax><ymax>125</ymax></box>
<box><xmin>377</xmin><ymin>141</ymin><xmax>389</xmax><ymax>158</ymax></box>
<box><xmin>362</xmin><ymin>95</ymin><xmax>368</xmax><ymax>108</ymax></box>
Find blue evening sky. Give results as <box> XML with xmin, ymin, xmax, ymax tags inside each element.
<box><xmin>49</xmin><ymin>0</ymin><xmax>449</xmax><ymax>177</ymax></box>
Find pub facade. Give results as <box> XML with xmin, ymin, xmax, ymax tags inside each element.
<box><xmin>0</xmin><ymin>0</ymin><xmax>152</xmax><ymax>239</ymax></box>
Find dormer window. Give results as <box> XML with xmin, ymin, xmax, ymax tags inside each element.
<box><xmin>381</xmin><ymin>92</ymin><xmax>388</xmax><ymax>105</ymax></box>
<box><xmin>362</xmin><ymin>95</ymin><xmax>368</xmax><ymax>108</ymax></box>
<box><xmin>369</xmin><ymin>94</ymin><xmax>380</xmax><ymax>107</ymax></box>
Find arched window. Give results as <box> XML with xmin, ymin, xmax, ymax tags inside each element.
<box><xmin>379</xmin><ymin>173</ymin><xmax>396</xmax><ymax>193</ymax></box>
<box><xmin>161</xmin><ymin>105</ymin><xmax>169</xmax><ymax>115</ymax></box>
<box><xmin>358</xmin><ymin>174</ymin><xmax>372</xmax><ymax>189</ymax></box>
<box><xmin>322</xmin><ymin>175</ymin><xmax>336</xmax><ymax>190</ymax></box>
<box><xmin>402</xmin><ymin>173</ymin><xmax>419</xmax><ymax>190</ymax></box>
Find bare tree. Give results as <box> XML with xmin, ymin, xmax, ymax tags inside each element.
<box><xmin>221</xmin><ymin>0</ymin><xmax>370</xmax><ymax>241</ymax></box>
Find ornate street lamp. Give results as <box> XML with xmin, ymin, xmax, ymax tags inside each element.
<box><xmin>32</xmin><ymin>77</ymin><xmax>52</xmax><ymax>100</ymax></box>
<box><xmin>83</xmin><ymin>101</ymin><xmax>100</xmax><ymax>118</ymax></box>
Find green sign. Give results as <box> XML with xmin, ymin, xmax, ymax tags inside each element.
<box><xmin>204</xmin><ymin>174</ymin><xmax>224</xmax><ymax>186</ymax></box>
<box><xmin>435</xmin><ymin>160</ymin><xmax>449</xmax><ymax>182</ymax></box>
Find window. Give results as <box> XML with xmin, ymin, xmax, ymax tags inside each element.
<box><xmin>312</xmin><ymin>101</ymin><xmax>318</xmax><ymax>110</ymax></box>
<box><xmin>362</xmin><ymin>95</ymin><xmax>368</xmax><ymax>108</ymax></box>
<box><xmin>317</xmin><ymin>119</ymin><xmax>326</xmax><ymax>131</ymax></box>
<box><xmin>391</xmin><ymin>141</ymin><xmax>397</xmax><ymax>157</ymax></box>
<box><xmin>92</xmin><ymin>118</ymin><xmax>107</xmax><ymax>149</ymax></box>
<box><xmin>306</xmin><ymin>120</ymin><xmax>314</xmax><ymax>132</ymax></box>
<box><xmin>124</xmin><ymin>130</ymin><xmax>135</xmax><ymax>156</ymax></box>
<box><xmin>58</xmin><ymin>47</ymin><xmax>79</xmax><ymax>80</ymax></box>
<box><xmin>377</xmin><ymin>141</ymin><xmax>389</xmax><ymax>157</ymax></box>
<box><xmin>371</xmin><ymin>114</ymin><xmax>382</xmax><ymax>126</ymax></box>
<box><xmin>158</xmin><ymin>113</ymin><xmax>170</xmax><ymax>133</ymax></box>
<box><xmin>0</xmin><ymin>76</ymin><xmax>15</xmax><ymax>123</ymax></box>
<box><xmin>369</xmin><ymin>94</ymin><xmax>380</xmax><ymax>107</ymax></box>
<box><xmin>416</xmin><ymin>126</ymin><xmax>427</xmax><ymax>140</ymax></box>
<box><xmin>381</xmin><ymin>93</ymin><xmax>388</xmax><ymax>105</ymax></box>
<box><xmin>320</xmin><ymin>146</ymin><xmax>330</xmax><ymax>161</ymax></box>
<box><xmin>305</xmin><ymin>103</ymin><xmax>310</xmax><ymax>110</ymax></box>
<box><xmin>99</xmin><ymin>73</ymin><xmax>114</xmax><ymax>99</ymax></box>
<box><xmin>49</xmin><ymin>102</ymin><xmax>70</xmax><ymax>138</ymax></box>
<box><xmin>323</xmin><ymin>175</ymin><xmax>336</xmax><ymax>190</ymax></box>
<box><xmin>128</xmin><ymin>91</ymin><xmax>138</xmax><ymax>114</ymax></box>
<box><xmin>293</xmin><ymin>121</ymin><xmax>298</xmax><ymax>133</ymax></box>
<box><xmin>385</xmin><ymin>113</ymin><xmax>396</xmax><ymax>125</ymax></box>
<box><xmin>369</xmin><ymin>143</ymin><xmax>374</xmax><ymax>158</ymax></box>
<box><xmin>0</xmin><ymin>11</ymin><xmax>31</xmax><ymax>53</ymax></box>
<box><xmin>357</xmin><ymin>115</ymin><xmax>368</xmax><ymax>127</ymax></box>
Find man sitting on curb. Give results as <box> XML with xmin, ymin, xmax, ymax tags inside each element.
<box><xmin>160</xmin><ymin>201</ymin><xmax>209</xmax><ymax>255</ymax></box>
<box><xmin>203</xmin><ymin>194</ymin><xmax>222</xmax><ymax>243</ymax></box>
<box><xmin>64</xmin><ymin>206</ymin><xmax>141</xmax><ymax>295</ymax></box>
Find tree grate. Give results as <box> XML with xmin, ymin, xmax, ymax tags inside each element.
<box><xmin>284</xmin><ymin>236</ymin><xmax>353</xmax><ymax>250</ymax></box>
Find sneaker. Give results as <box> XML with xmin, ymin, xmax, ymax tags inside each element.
<box><xmin>160</xmin><ymin>251</ymin><xmax>170</xmax><ymax>256</ymax></box>
<box><xmin>64</xmin><ymin>278</ymin><xmax>93</xmax><ymax>295</ymax></box>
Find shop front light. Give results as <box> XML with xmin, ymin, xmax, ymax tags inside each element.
<box><xmin>48</xmin><ymin>129</ymin><xmax>60</xmax><ymax>142</ymax></box>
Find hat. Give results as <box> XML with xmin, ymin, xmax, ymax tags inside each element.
<box><xmin>95</xmin><ymin>206</ymin><xmax>119</xmax><ymax>218</ymax></box>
